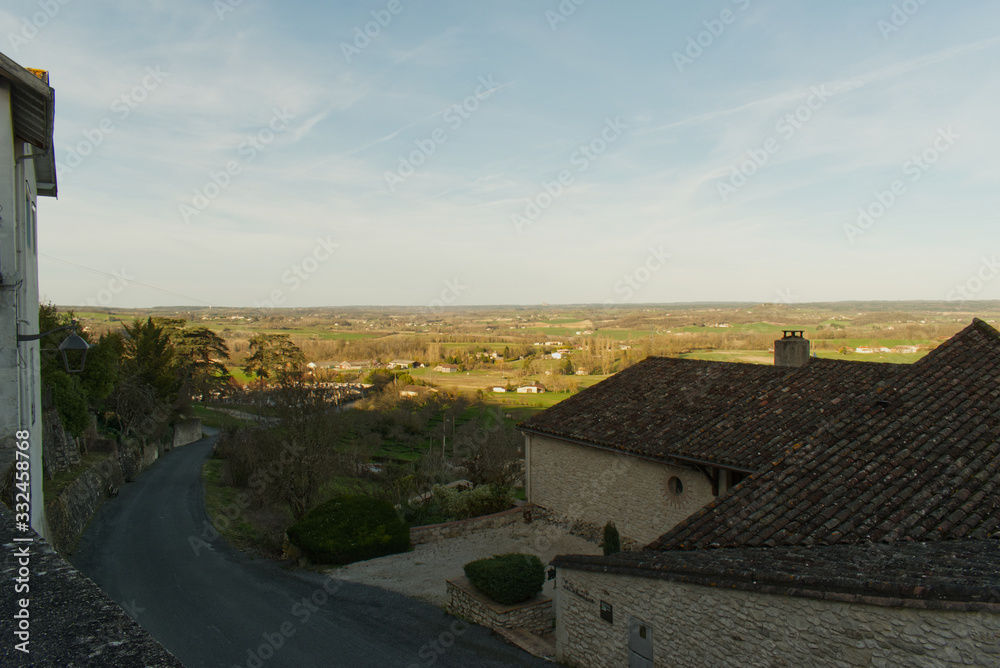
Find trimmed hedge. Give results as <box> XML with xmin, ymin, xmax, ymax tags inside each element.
<box><xmin>431</xmin><ymin>484</ymin><xmax>514</xmax><ymax>520</ymax></box>
<box><xmin>464</xmin><ymin>553</ymin><xmax>545</xmax><ymax>605</ymax></box>
<box><xmin>286</xmin><ymin>495</ymin><xmax>410</xmax><ymax>565</ymax></box>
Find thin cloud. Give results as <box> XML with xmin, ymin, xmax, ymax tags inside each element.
<box><xmin>642</xmin><ymin>36</ymin><xmax>1000</xmax><ymax>136</ymax></box>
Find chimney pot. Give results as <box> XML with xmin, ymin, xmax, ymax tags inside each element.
<box><xmin>775</xmin><ymin>331</ymin><xmax>810</xmax><ymax>367</ymax></box>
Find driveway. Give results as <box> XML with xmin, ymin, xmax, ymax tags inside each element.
<box><xmin>70</xmin><ymin>429</ymin><xmax>549</xmax><ymax>668</ymax></box>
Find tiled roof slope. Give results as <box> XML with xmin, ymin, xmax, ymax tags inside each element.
<box><xmin>553</xmin><ymin>539</ymin><xmax>1000</xmax><ymax>611</ymax></box>
<box><xmin>649</xmin><ymin>319</ymin><xmax>1000</xmax><ymax>550</ymax></box>
<box><xmin>520</xmin><ymin>350</ymin><xmax>904</xmax><ymax>472</ymax></box>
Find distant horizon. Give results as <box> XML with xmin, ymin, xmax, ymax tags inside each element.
<box><xmin>51</xmin><ymin>299</ymin><xmax>1000</xmax><ymax>313</ymax></box>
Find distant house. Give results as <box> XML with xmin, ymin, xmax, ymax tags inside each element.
<box><xmin>551</xmin><ymin>352</ymin><xmax>564</xmax><ymax>360</ymax></box>
<box><xmin>492</xmin><ymin>386</ymin><xmax>507</xmax><ymax>393</ymax></box>
<box><xmin>435</xmin><ymin>364</ymin><xmax>459</xmax><ymax>373</ymax></box>
<box><xmin>517</xmin><ymin>383</ymin><xmax>546</xmax><ymax>394</ymax></box>
<box><xmin>338</xmin><ymin>360</ymin><xmax>372</xmax><ymax>370</ymax></box>
<box><xmin>387</xmin><ymin>359</ymin><xmax>416</xmax><ymax>369</ymax></box>
<box><xmin>893</xmin><ymin>345</ymin><xmax>919</xmax><ymax>354</ymax></box>
<box><xmin>855</xmin><ymin>346</ymin><xmax>874</xmax><ymax>354</ymax></box>
<box><xmin>399</xmin><ymin>385</ymin><xmax>436</xmax><ymax>398</ymax></box>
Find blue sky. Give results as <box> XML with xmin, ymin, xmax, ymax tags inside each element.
<box><xmin>4</xmin><ymin>0</ymin><xmax>999</xmax><ymax>308</ymax></box>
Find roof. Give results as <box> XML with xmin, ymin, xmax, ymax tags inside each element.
<box><xmin>545</xmin><ymin>320</ymin><xmax>1000</xmax><ymax>606</ymax></box>
<box><xmin>553</xmin><ymin>539</ymin><xmax>1000</xmax><ymax>611</ymax></box>
<box><xmin>650</xmin><ymin>319</ymin><xmax>1000</xmax><ymax>551</ymax></box>
<box><xmin>0</xmin><ymin>51</ymin><xmax>57</xmax><ymax>196</ymax></box>
<box><xmin>520</xmin><ymin>352</ymin><xmax>904</xmax><ymax>472</ymax></box>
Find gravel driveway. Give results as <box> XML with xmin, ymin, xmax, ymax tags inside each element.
<box><xmin>326</xmin><ymin>519</ymin><xmax>602</xmax><ymax>606</ymax></box>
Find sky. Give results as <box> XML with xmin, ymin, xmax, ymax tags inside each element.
<box><xmin>3</xmin><ymin>0</ymin><xmax>999</xmax><ymax>308</ymax></box>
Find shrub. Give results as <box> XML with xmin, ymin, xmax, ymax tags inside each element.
<box><xmin>431</xmin><ymin>484</ymin><xmax>514</xmax><ymax>520</ymax></box>
<box><xmin>602</xmin><ymin>521</ymin><xmax>621</xmax><ymax>556</ymax></box>
<box><xmin>286</xmin><ymin>495</ymin><xmax>410</xmax><ymax>565</ymax></box>
<box><xmin>464</xmin><ymin>553</ymin><xmax>545</xmax><ymax>604</ymax></box>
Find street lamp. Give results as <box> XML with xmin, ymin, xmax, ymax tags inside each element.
<box><xmin>17</xmin><ymin>320</ymin><xmax>91</xmax><ymax>373</ymax></box>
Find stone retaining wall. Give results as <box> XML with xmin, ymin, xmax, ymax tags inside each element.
<box><xmin>172</xmin><ymin>418</ymin><xmax>203</xmax><ymax>448</ymax></box>
<box><xmin>447</xmin><ymin>576</ymin><xmax>554</xmax><ymax>636</ymax></box>
<box><xmin>556</xmin><ymin>568</ymin><xmax>1000</xmax><ymax>668</ymax></box>
<box><xmin>410</xmin><ymin>505</ymin><xmax>528</xmax><ymax>545</ymax></box>
<box><xmin>44</xmin><ymin>441</ymin><xmax>160</xmax><ymax>554</ymax></box>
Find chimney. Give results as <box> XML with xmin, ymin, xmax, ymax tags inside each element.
<box><xmin>774</xmin><ymin>330</ymin><xmax>810</xmax><ymax>368</ymax></box>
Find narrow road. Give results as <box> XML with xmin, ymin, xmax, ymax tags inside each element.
<box><xmin>71</xmin><ymin>430</ymin><xmax>548</xmax><ymax>668</ymax></box>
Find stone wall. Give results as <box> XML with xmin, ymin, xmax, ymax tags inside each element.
<box><xmin>172</xmin><ymin>418</ymin><xmax>202</xmax><ymax>449</ymax></box>
<box><xmin>42</xmin><ymin>408</ymin><xmax>81</xmax><ymax>479</ymax></box>
<box><xmin>555</xmin><ymin>569</ymin><xmax>1000</xmax><ymax>668</ymax></box>
<box><xmin>410</xmin><ymin>505</ymin><xmax>527</xmax><ymax>545</ymax></box>
<box><xmin>447</xmin><ymin>576</ymin><xmax>554</xmax><ymax>636</ymax></box>
<box><xmin>526</xmin><ymin>434</ymin><xmax>714</xmax><ymax>546</ymax></box>
<box><xmin>44</xmin><ymin>441</ymin><xmax>160</xmax><ymax>554</ymax></box>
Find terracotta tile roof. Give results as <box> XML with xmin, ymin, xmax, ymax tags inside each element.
<box><xmin>649</xmin><ymin>319</ymin><xmax>1000</xmax><ymax>550</ymax></box>
<box><xmin>520</xmin><ymin>349</ymin><xmax>904</xmax><ymax>472</ymax></box>
<box><xmin>552</xmin><ymin>539</ymin><xmax>1000</xmax><ymax>611</ymax></box>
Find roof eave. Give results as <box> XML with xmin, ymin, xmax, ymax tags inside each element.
<box><xmin>518</xmin><ymin>424</ymin><xmax>758</xmax><ymax>474</ymax></box>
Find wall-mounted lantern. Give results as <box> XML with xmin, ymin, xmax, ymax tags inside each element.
<box><xmin>17</xmin><ymin>320</ymin><xmax>90</xmax><ymax>373</ymax></box>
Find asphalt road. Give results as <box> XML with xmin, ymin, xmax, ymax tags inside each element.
<box><xmin>70</xmin><ymin>430</ymin><xmax>549</xmax><ymax>668</ymax></box>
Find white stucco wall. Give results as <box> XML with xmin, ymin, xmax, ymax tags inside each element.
<box><xmin>525</xmin><ymin>433</ymin><xmax>714</xmax><ymax>546</ymax></box>
<box><xmin>556</xmin><ymin>568</ymin><xmax>1000</xmax><ymax>668</ymax></box>
<box><xmin>0</xmin><ymin>79</ymin><xmax>47</xmax><ymax>536</ymax></box>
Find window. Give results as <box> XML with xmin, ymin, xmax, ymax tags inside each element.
<box><xmin>25</xmin><ymin>181</ymin><xmax>35</xmax><ymax>252</ymax></box>
<box><xmin>667</xmin><ymin>476</ymin><xmax>683</xmax><ymax>496</ymax></box>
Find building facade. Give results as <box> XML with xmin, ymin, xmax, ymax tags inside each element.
<box><xmin>0</xmin><ymin>53</ymin><xmax>57</xmax><ymax>536</ymax></box>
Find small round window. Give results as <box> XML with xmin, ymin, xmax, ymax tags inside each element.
<box><xmin>667</xmin><ymin>476</ymin><xmax>683</xmax><ymax>496</ymax></box>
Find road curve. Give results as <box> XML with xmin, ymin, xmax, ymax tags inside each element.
<box><xmin>70</xmin><ymin>430</ymin><xmax>548</xmax><ymax>668</ymax></box>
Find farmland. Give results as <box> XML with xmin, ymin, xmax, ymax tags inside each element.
<box><xmin>66</xmin><ymin>300</ymin><xmax>1000</xmax><ymax>410</ymax></box>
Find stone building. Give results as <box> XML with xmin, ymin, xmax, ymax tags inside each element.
<box><xmin>542</xmin><ymin>320</ymin><xmax>1000</xmax><ymax>666</ymax></box>
<box><xmin>519</xmin><ymin>330</ymin><xmax>900</xmax><ymax>544</ymax></box>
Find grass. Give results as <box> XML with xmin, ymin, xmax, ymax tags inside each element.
<box><xmin>44</xmin><ymin>452</ymin><xmax>113</xmax><ymax>503</ymax></box>
<box><xmin>201</xmin><ymin>458</ymin><xmax>279</xmax><ymax>554</ymax></box>
<box><xmin>191</xmin><ymin>404</ymin><xmax>253</xmax><ymax>430</ymax></box>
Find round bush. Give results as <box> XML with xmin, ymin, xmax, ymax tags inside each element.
<box><xmin>286</xmin><ymin>495</ymin><xmax>410</xmax><ymax>565</ymax></box>
<box><xmin>464</xmin><ymin>553</ymin><xmax>545</xmax><ymax>604</ymax></box>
